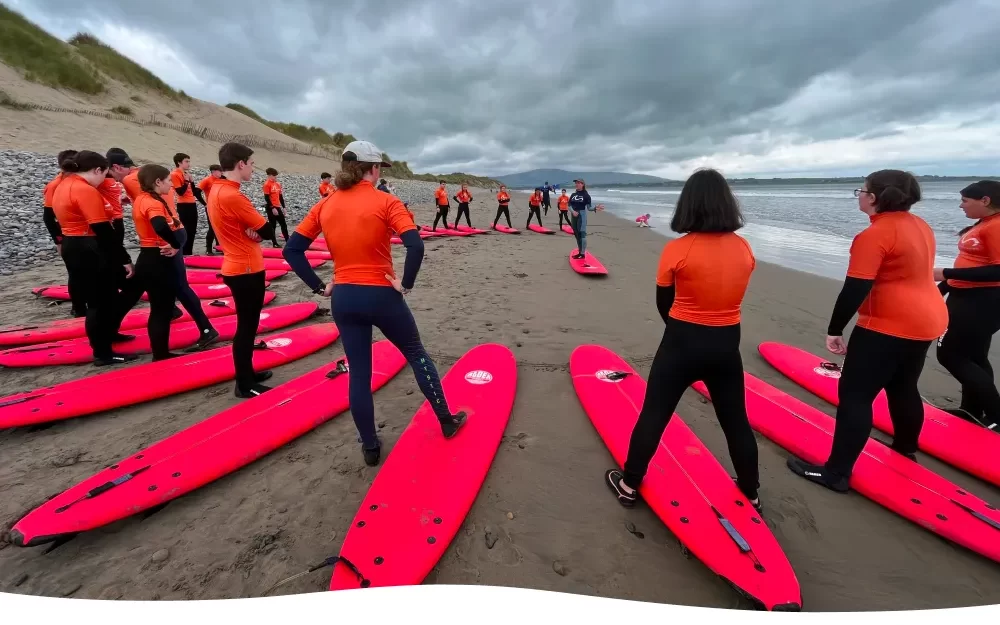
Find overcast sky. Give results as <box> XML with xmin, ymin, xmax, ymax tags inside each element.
<box><xmin>9</xmin><ymin>0</ymin><xmax>1000</xmax><ymax>178</ymax></box>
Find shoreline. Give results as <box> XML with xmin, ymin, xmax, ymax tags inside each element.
<box><xmin>0</xmin><ymin>193</ymin><xmax>998</xmax><ymax>610</ymax></box>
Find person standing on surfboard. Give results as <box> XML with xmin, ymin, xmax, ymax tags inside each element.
<box><xmin>788</xmin><ymin>170</ymin><xmax>948</xmax><ymax>493</ymax></box>
<box><xmin>526</xmin><ymin>188</ymin><xmax>544</xmax><ymax>228</ymax></box>
<box><xmin>933</xmin><ymin>180</ymin><xmax>1000</xmax><ymax>432</ymax></box>
<box><xmin>282</xmin><ymin>140</ymin><xmax>467</xmax><ymax>466</ymax></box>
<box><xmin>557</xmin><ymin>189</ymin><xmax>571</xmax><ymax>230</ymax></box>
<box><xmin>605</xmin><ymin>168</ymin><xmax>762</xmax><ymax>511</ymax></box>
<box><xmin>494</xmin><ymin>185</ymin><xmax>513</xmax><ymax>230</ymax></box>
<box><xmin>208</xmin><ymin>142</ymin><xmax>277</xmax><ymax>398</ymax></box>
<box><xmin>51</xmin><ymin>151</ymin><xmax>137</xmax><ymax>366</ymax></box>
<box><xmin>568</xmin><ymin>179</ymin><xmax>604</xmax><ymax>259</ymax></box>
<box><xmin>453</xmin><ymin>184</ymin><xmax>474</xmax><ymax>229</ymax></box>
<box><xmin>432</xmin><ymin>180</ymin><xmax>450</xmax><ymax>231</ymax></box>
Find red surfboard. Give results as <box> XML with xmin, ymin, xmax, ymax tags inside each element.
<box><xmin>185</xmin><ymin>269</ymin><xmax>287</xmax><ymax>284</ymax></box>
<box><xmin>0</xmin><ymin>323</ymin><xmax>340</xmax><ymax>428</ymax></box>
<box><xmin>692</xmin><ymin>375</ymin><xmax>1000</xmax><ymax>563</ymax></box>
<box><xmin>492</xmin><ymin>224</ymin><xmax>520</xmax><ymax>234</ymax></box>
<box><xmin>561</xmin><ymin>225</ymin><xmax>574</xmax><ymax>235</ymax></box>
<box><xmin>34</xmin><ymin>282</ymin><xmax>271</xmax><ymax>302</ymax></box>
<box><xmin>0</xmin><ymin>294</ymin><xmax>277</xmax><ymax>348</ymax></box>
<box><xmin>527</xmin><ymin>224</ymin><xmax>555</xmax><ymax>235</ymax></box>
<box><xmin>219</xmin><ymin>246</ymin><xmax>331</xmax><ymax>261</ymax></box>
<box><xmin>455</xmin><ymin>225</ymin><xmax>489</xmax><ymax>235</ymax></box>
<box><xmin>570</xmin><ymin>345</ymin><xmax>801</xmax><ymax>611</ymax></box>
<box><xmin>9</xmin><ymin>340</ymin><xmax>406</xmax><ymax>547</ymax></box>
<box><xmin>0</xmin><ymin>302</ymin><xmax>317</xmax><ymax>367</ymax></box>
<box><xmin>183</xmin><ymin>256</ymin><xmax>324</xmax><ymax>271</ymax></box>
<box><xmin>420</xmin><ymin>225</ymin><xmax>473</xmax><ymax>237</ymax></box>
<box><xmin>330</xmin><ymin>343</ymin><xmax>516</xmax><ymax>590</ymax></box>
<box><xmin>758</xmin><ymin>342</ymin><xmax>1000</xmax><ymax>488</ymax></box>
<box><xmin>569</xmin><ymin>249</ymin><xmax>608</xmax><ymax>276</ymax></box>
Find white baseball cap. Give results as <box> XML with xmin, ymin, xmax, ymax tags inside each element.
<box><xmin>341</xmin><ymin>140</ymin><xmax>392</xmax><ymax>167</ymax></box>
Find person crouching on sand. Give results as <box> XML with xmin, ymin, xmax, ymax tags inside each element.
<box><xmin>636</xmin><ymin>213</ymin><xmax>651</xmax><ymax>227</ymax></box>
<box><xmin>282</xmin><ymin>140</ymin><xmax>467</xmax><ymax>466</ymax></box>
<box><xmin>605</xmin><ymin>168</ymin><xmax>761</xmax><ymax>512</ymax></box>
<box><xmin>788</xmin><ymin>170</ymin><xmax>948</xmax><ymax>492</ymax></box>
<box><xmin>933</xmin><ymin>180</ymin><xmax>1000</xmax><ymax>432</ymax></box>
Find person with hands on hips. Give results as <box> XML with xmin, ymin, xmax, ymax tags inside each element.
<box><xmin>788</xmin><ymin>170</ymin><xmax>948</xmax><ymax>493</ymax></box>
<box><xmin>283</xmin><ymin>140</ymin><xmax>467</xmax><ymax>468</ymax></box>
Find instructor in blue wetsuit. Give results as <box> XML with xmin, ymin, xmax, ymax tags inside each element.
<box><xmin>568</xmin><ymin>178</ymin><xmax>604</xmax><ymax>259</ymax></box>
<box><xmin>282</xmin><ymin>140</ymin><xmax>467</xmax><ymax>466</ymax></box>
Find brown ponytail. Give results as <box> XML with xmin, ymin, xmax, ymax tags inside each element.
<box><xmin>57</xmin><ymin>150</ymin><xmax>79</xmax><ymax>172</ymax></box>
<box><xmin>64</xmin><ymin>150</ymin><xmax>109</xmax><ymax>174</ymax></box>
<box><xmin>865</xmin><ymin>169</ymin><xmax>921</xmax><ymax>213</ymax></box>
<box><xmin>138</xmin><ymin>164</ymin><xmax>178</xmax><ymax>223</ymax></box>
<box><xmin>334</xmin><ymin>161</ymin><xmax>376</xmax><ymax>191</ymax></box>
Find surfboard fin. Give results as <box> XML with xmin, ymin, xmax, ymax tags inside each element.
<box><xmin>262</xmin><ymin>554</ymin><xmax>369</xmax><ymax>596</ymax></box>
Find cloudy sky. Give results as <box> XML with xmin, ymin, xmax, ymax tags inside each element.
<box><xmin>9</xmin><ymin>0</ymin><xmax>1000</xmax><ymax>178</ymax></box>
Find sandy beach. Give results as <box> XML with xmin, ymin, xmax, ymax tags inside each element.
<box><xmin>0</xmin><ymin>194</ymin><xmax>998</xmax><ymax>611</ymax></box>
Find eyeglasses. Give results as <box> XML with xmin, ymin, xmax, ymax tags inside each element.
<box><xmin>853</xmin><ymin>189</ymin><xmax>874</xmax><ymax>198</ymax></box>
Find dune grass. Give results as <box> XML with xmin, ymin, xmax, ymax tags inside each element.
<box><xmin>0</xmin><ymin>4</ymin><xmax>105</xmax><ymax>94</ymax></box>
<box><xmin>68</xmin><ymin>33</ymin><xmax>187</xmax><ymax>99</ymax></box>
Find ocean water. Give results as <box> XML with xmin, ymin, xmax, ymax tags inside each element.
<box><xmin>589</xmin><ymin>182</ymin><xmax>976</xmax><ymax>280</ymax></box>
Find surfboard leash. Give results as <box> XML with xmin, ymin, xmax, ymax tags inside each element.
<box><xmin>262</xmin><ymin>555</ymin><xmax>370</xmax><ymax>595</ymax></box>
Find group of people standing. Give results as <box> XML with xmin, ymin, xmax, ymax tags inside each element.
<box><xmin>606</xmin><ymin>169</ymin><xmax>1000</xmax><ymax>512</ymax></box>
<box><xmin>42</xmin><ymin>148</ymin><xmax>222</xmax><ymax>366</ymax></box>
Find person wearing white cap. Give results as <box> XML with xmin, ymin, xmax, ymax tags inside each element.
<box><xmin>283</xmin><ymin>140</ymin><xmax>467</xmax><ymax>466</ymax></box>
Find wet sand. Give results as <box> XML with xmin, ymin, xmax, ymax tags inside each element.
<box><xmin>0</xmin><ymin>196</ymin><xmax>998</xmax><ymax>610</ymax></box>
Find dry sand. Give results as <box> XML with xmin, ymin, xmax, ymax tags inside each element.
<box><xmin>0</xmin><ymin>197</ymin><xmax>998</xmax><ymax>610</ymax></box>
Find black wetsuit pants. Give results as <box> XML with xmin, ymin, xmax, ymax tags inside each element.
<box><xmin>453</xmin><ymin>203</ymin><xmax>472</xmax><ymax>228</ymax></box>
<box><xmin>936</xmin><ymin>287</ymin><xmax>1000</xmax><ymax>427</ymax></box>
<box><xmin>221</xmin><ymin>271</ymin><xmax>267</xmax><ymax>393</ymax></box>
<box><xmin>825</xmin><ymin>326</ymin><xmax>931</xmax><ymax>477</ymax></box>
<box><xmin>493</xmin><ymin>205</ymin><xmax>511</xmax><ymax>229</ymax></box>
<box><xmin>526</xmin><ymin>206</ymin><xmax>542</xmax><ymax>228</ymax></box>
<box><xmin>432</xmin><ymin>205</ymin><xmax>450</xmax><ymax>230</ymax></box>
<box><xmin>176</xmin><ymin>203</ymin><xmax>198</xmax><ymax>255</ymax></box>
<box><xmin>622</xmin><ymin>319</ymin><xmax>759</xmax><ymax>499</ymax></box>
<box><xmin>60</xmin><ymin>236</ymin><xmax>119</xmax><ymax>360</ymax></box>
<box><xmin>133</xmin><ymin>248</ymin><xmax>178</xmax><ymax>360</ymax></box>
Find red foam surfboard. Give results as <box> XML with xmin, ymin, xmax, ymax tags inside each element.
<box><xmin>219</xmin><ymin>246</ymin><xmax>331</xmax><ymax>261</ymax></box>
<box><xmin>9</xmin><ymin>340</ymin><xmax>406</xmax><ymax>547</ymax></box>
<box><xmin>692</xmin><ymin>375</ymin><xmax>1000</xmax><ymax>563</ymax></box>
<box><xmin>330</xmin><ymin>343</ymin><xmax>516</xmax><ymax>590</ymax></box>
<box><xmin>420</xmin><ymin>225</ymin><xmax>473</xmax><ymax>237</ymax></box>
<box><xmin>492</xmin><ymin>224</ymin><xmax>520</xmax><ymax>234</ymax></box>
<box><xmin>561</xmin><ymin>225</ymin><xmax>574</xmax><ymax>235</ymax></box>
<box><xmin>570</xmin><ymin>345</ymin><xmax>801</xmax><ymax>611</ymax></box>
<box><xmin>0</xmin><ymin>302</ymin><xmax>317</xmax><ymax>367</ymax></box>
<box><xmin>33</xmin><ymin>282</ymin><xmax>270</xmax><ymax>302</ymax></box>
<box><xmin>183</xmin><ymin>255</ymin><xmax>323</xmax><ymax>271</ymax></box>
<box><xmin>455</xmin><ymin>225</ymin><xmax>489</xmax><ymax>234</ymax></box>
<box><xmin>758</xmin><ymin>342</ymin><xmax>1000</xmax><ymax>488</ymax></box>
<box><xmin>0</xmin><ymin>323</ymin><xmax>340</xmax><ymax>428</ymax></box>
<box><xmin>186</xmin><ymin>269</ymin><xmax>287</xmax><ymax>284</ymax></box>
<box><xmin>527</xmin><ymin>224</ymin><xmax>555</xmax><ymax>235</ymax></box>
<box><xmin>569</xmin><ymin>249</ymin><xmax>608</xmax><ymax>275</ymax></box>
<box><xmin>0</xmin><ymin>293</ymin><xmax>276</xmax><ymax>348</ymax></box>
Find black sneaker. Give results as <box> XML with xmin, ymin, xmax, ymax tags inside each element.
<box><xmin>733</xmin><ymin>478</ymin><xmax>762</xmax><ymax>513</ymax></box>
<box><xmin>111</xmin><ymin>333</ymin><xmax>136</xmax><ymax>343</ymax></box>
<box><xmin>787</xmin><ymin>458</ymin><xmax>849</xmax><ymax>493</ymax></box>
<box><xmin>362</xmin><ymin>436</ymin><xmax>382</xmax><ymax>467</ymax></box>
<box><xmin>206</xmin><ymin>250</ymin><xmax>216</xmax><ymax>256</ymax></box>
<box><xmin>439</xmin><ymin>411</ymin><xmax>468</xmax><ymax>439</ymax></box>
<box><xmin>573</xmin><ymin>253</ymin><xmax>586</xmax><ymax>260</ymax></box>
<box><xmin>605</xmin><ymin>469</ymin><xmax>638</xmax><ymax>508</ymax></box>
<box><xmin>196</xmin><ymin>328</ymin><xmax>220</xmax><ymax>349</ymax></box>
<box><xmin>255</xmin><ymin>370</ymin><xmax>274</xmax><ymax>383</ymax></box>
<box><xmin>152</xmin><ymin>352</ymin><xmax>183</xmax><ymax>362</ymax></box>
<box><xmin>235</xmin><ymin>383</ymin><xmax>272</xmax><ymax>398</ymax></box>
<box><xmin>94</xmin><ymin>353</ymin><xmax>138</xmax><ymax>367</ymax></box>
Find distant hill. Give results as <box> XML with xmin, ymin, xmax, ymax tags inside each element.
<box><xmin>495</xmin><ymin>169</ymin><xmax>675</xmax><ymax>189</ymax></box>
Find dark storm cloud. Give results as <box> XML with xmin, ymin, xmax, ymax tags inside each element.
<box><xmin>11</xmin><ymin>0</ymin><xmax>1000</xmax><ymax>175</ymax></box>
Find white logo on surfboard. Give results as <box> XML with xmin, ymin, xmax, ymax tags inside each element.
<box><xmin>465</xmin><ymin>370</ymin><xmax>493</xmax><ymax>385</ymax></box>
<box><xmin>208</xmin><ymin>284</ymin><xmax>227</xmax><ymax>290</ymax></box>
<box><xmin>259</xmin><ymin>313</ymin><xmax>270</xmax><ymax>321</ymax></box>
<box><xmin>595</xmin><ymin>370</ymin><xmax>623</xmax><ymax>383</ymax></box>
<box><xmin>265</xmin><ymin>338</ymin><xmax>292</xmax><ymax>348</ymax></box>
<box><xmin>813</xmin><ymin>366</ymin><xmax>841</xmax><ymax>379</ymax></box>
